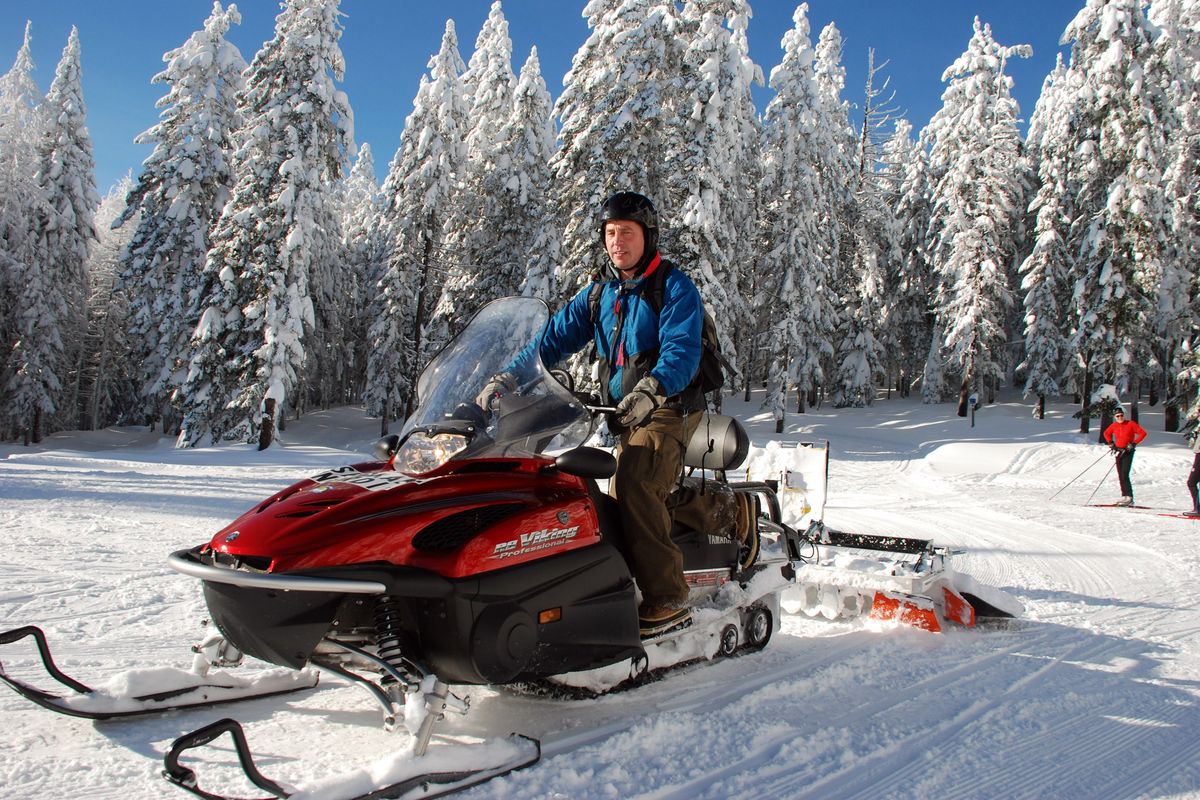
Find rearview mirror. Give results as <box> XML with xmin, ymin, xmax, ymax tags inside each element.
<box><xmin>372</xmin><ymin>434</ymin><xmax>401</xmax><ymax>461</ymax></box>
<box><xmin>554</xmin><ymin>446</ymin><xmax>616</xmax><ymax>479</ymax></box>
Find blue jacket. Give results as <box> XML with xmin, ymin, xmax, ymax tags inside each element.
<box><xmin>539</xmin><ymin>257</ymin><xmax>703</xmax><ymax>402</ymax></box>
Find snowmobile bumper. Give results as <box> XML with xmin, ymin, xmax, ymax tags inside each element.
<box><xmin>167</xmin><ymin>549</ymin><xmax>391</xmax><ymax>593</ymax></box>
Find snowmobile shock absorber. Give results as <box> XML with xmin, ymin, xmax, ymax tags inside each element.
<box><xmin>373</xmin><ymin>595</ymin><xmax>416</xmax><ymax>689</ymax></box>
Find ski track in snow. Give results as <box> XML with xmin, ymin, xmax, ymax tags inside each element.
<box><xmin>2</xmin><ymin>399</ymin><xmax>1200</xmax><ymax>799</ymax></box>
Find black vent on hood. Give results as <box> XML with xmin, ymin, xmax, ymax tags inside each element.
<box><xmin>274</xmin><ymin>496</ymin><xmax>348</xmax><ymax>519</ymax></box>
<box><xmin>450</xmin><ymin>460</ymin><xmax>522</xmax><ymax>474</ymax></box>
<box><xmin>412</xmin><ymin>504</ymin><xmax>524</xmax><ymax>552</ymax></box>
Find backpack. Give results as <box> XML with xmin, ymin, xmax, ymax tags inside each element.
<box><xmin>586</xmin><ymin>262</ymin><xmax>731</xmax><ymax>398</ymax></box>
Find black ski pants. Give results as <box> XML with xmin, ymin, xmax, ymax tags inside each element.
<box><xmin>1114</xmin><ymin>448</ymin><xmax>1136</xmax><ymax>500</ymax></box>
<box><xmin>1188</xmin><ymin>453</ymin><xmax>1200</xmax><ymax>511</ymax></box>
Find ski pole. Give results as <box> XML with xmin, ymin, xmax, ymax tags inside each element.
<box><xmin>1048</xmin><ymin>450</ymin><xmax>1112</xmax><ymax>500</ymax></box>
<box><xmin>1083</xmin><ymin>459</ymin><xmax>1117</xmax><ymax>507</ymax></box>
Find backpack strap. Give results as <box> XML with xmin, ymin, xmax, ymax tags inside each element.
<box><xmin>588</xmin><ymin>260</ymin><xmax>673</xmax><ymax>323</ymax></box>
<box><xmin>643</xmin><ymin>260</ymin><xmax>671</xmax><ymax>315</ymax></box>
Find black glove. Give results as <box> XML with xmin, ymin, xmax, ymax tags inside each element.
<box><xmin>615</xmin><ymin>376</ymin><xmax>662</xmax><ymax>428</ymax></box>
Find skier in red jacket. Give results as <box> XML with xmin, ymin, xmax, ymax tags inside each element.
<box><xmin>1102</xmin><ymin>407</ymin><xmax>1148</xmax><ymax>506</ymax></box>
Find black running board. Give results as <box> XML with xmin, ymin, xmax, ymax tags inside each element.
<box><xmin>0</xmin><ymin>625</ymin><xmax>317</xmax><ymax>720</ymax></box>
<box><xmin>163</xmin><ymin>717</ymin><xmax>542</xmax><ymax>800</ymax></box>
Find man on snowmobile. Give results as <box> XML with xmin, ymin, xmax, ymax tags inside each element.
<box><xmin>479</xmin><ymin>191</ymin><xmax>740</xmax><ymax>636</ymax></box>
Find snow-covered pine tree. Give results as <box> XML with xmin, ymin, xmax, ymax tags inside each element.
<box><xmin>924</xmin><ymin>18</ymin><xmax>1030</xmax><ymax>415</ymax></box>
<box><xmin>756</xmin><ymin>3</ymin><xmax>837</xmax><ymax>430</ymax></box>
<box><xmin>430</xmin><ymin>1</ymin><xmax>519</xmax><ymax>345</ymax></box>
<box><xmin>550</xmin><ymin>0</ymin><xmax>686</xmax><ymax>296</ymax></box>
<box><xmin>1060</xmin><ymin>0</ymin><xmax>1171</xmax><ymax>432</ymax></box>
<box><xmin>668</xmin><ymin>0</ymin><xmax>763</xmax><ymax>408</ymax></box>
<box><xmin>0</xmin><ymin>21</ymin><xmax>44</xmax><ymax>429</ymax></box>
<box><xmin>334</xmin><ymin>143</ymin><xmax>384</xmax><ymax>408</ymax></box>
<box><xmin>806</xmin><ymin>22</ymin><xmax>883</xmax><ymax>409</ymax></box>
<box><xmin>853</xmin><ymin>55</ymin><xmax>906</xmax><ymax>401</ymax></box>
<box><xmin>688</xmin><ymin>0</ymin><xmax>762</xmax><ymax>402</ymax></box>
<box><xmin>461</xmin><ymin>1</ymin><xmax>514</xmax><ymax>160</ymax></box>
<box><xmin>1018</xmin><ymin>56</ymin><xmax>1075</xmax><ymax>420</ymax></box>
<box><xmin>115</xmin><ymin>1</ymin><xmax>245</xmax><ymax>432</ymax></box>
<box><xmin>880</xmin><ymin>119</ymin><xmax>931</xmax><ymax>399</ymax></box>
<box><xmin>366</xmin><ymin>20</ymin><xmax>467</xmax><ymax>428</ymax></box>
<box><xmin>1149</xmin><ymin>0</ymin><xmax>1200</xmax><ymax>429</ymax></box>
<box><xmin>513</xmin><ymin>47</ymin><xmax>563</xmax><ymax>302</ymax></box>
<box><xmin>833</xmin><ymin>48</ymin><xmax>898</xmax><ymax>408</ymax></box>
<box><xmin>5</xmin><ymin>27</ymin><xmax>98</xmax><ymax>443</ymax></box>
<box><xmin>177</xmin><ymin>0</ymin><xmax>354</xmax><ymax>448</ymax></box>
<box><xmin>80</xmin><ymin>177</ymin><xmax>138</xmax><ymax>430</ymax></box>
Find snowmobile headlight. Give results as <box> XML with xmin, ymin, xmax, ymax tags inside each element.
<box><xmin>393</xmin><ymin>432</ymin><xmax>470</xmax><ymax>475</ymax></box>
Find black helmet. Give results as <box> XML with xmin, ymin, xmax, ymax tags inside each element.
<box><xmin>599</xmin><ymin>191</ymin><xmax>659</xmax><ymax>256</ymax></box>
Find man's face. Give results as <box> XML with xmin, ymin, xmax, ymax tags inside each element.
<box><xmin>1115</xmin><ymin>412</ymin><xmax>1125</xmax><ymax>422</ymax></box>
<box><xmin>604</xmin><ymin>220</ymin><xmax>645</xmax><ymax>273</ymax></box>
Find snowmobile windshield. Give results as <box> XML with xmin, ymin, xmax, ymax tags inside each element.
<box><xmin>392</xmin><ymin>296</ymin><xmax>593</xmax><ymax>474</ymax></box>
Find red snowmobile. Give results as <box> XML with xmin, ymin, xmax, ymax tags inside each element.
<box><xmin>168</xmin><ymin>296</ymin><xmax>787</xmax><ymax>704</ymax></box>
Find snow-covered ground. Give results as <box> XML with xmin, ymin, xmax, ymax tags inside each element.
<box><xmin>2</xmin><ymin>392</ymin><xmax>1198</xmax><ymax>799</ymax></box>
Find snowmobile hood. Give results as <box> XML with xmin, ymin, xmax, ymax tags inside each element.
<box><xmin>203</xmin><ymin>457</ymin><xmax>602</xmax><ymax>579</ymax></box>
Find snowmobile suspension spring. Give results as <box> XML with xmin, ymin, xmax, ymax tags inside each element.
<box><xmin>372</xmin><ymin>595</ymin><xmax>409</xmax><ymax>674</ymax></box>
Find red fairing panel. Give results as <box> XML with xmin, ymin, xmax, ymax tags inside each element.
<box><xmin>205</xmin><ymin>458</ymin><xmax>604</xmax><ymax>579</ymax></box>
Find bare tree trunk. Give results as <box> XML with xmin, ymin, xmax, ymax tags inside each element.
<box><xmin>1165</xmin><ymin>403</ymin><xmax>1180</xmax><ymax>432</ymax></box>
<box><xmin>1080</xmin><ymin>371</ymin><xmax>1092</xmax><ymax>435</ymax></box>
<box><xmin>258</xmin><ymin>398</ymin><xmax>276</xmax><ymax>451</ymax></box>
<box><xmin>1164</xmin><ymin>374</ymin><xmax>1180</xmax><ymax>432</ymax></box>
<box><xmin>406</xmin><ymin>237</ymin><xmax>436</xmax><ymax>419</ymax></box>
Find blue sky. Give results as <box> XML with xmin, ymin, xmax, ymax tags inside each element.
<box><xmin>3</xmin><ymin>1</ymin><xmax>1084</xmax><ymax>193</ymax></box>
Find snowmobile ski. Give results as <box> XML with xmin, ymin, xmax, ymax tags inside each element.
<box><xmin>162</xmin><ymin>717</ymin><xmax>541</xmax><ymax>800</ymax></box>
<box><xmin>0</xmin><ymin>625</ymin><xmax>318</xmax><ymax>720</ymax></box>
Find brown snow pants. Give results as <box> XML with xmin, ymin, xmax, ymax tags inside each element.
<box><xmin>611</xmin><ymin>407</ymin><xmax>703</xmax><ymax>607</ymax></box>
